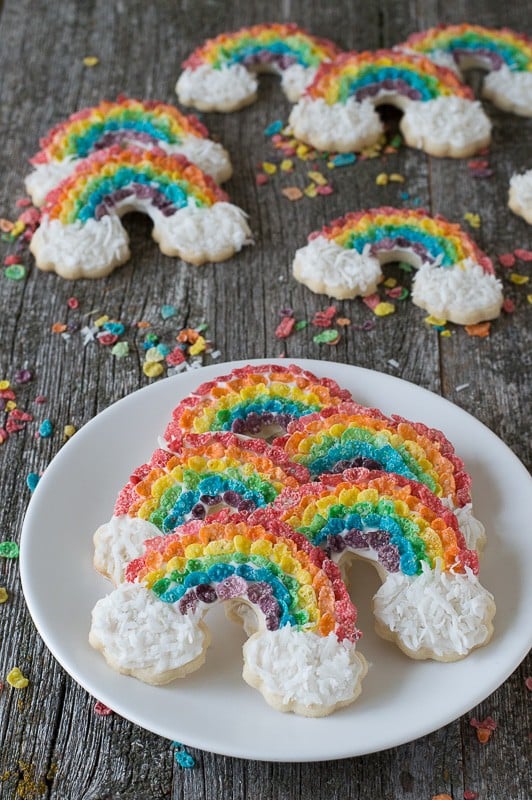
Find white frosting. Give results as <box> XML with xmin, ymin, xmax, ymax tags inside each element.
<box><xmin>89</xmin><ymin>582</ymin><xmax>206</xmax><ymax>680</ymax></box>
<box><xmin>30</xmin><ymin>214</ymin><xmax>130</xmax><ymax>279</ymax></box>
<box><xmin>173</xmin><ymin>136</ymin><xmax>232</xmax><ymax>183</ymax></box>
<box><xmin>176</xmin><ymin>64</ymin><xmax>258</xmax><ymax>112</ymax></box>
<box><xmin>243</xmin><ymin>628</ymin><xmax>366</xmax><ymax>713</ymax></box>
<box><xmin>454</xmin><ymin>504</ymin><xmax>486</xmax><ymax>552</ymax></box>
<box><xmin>373</xmin><ymin>563</ymin><xmax>495</xmax><ymax>659</ymax></box>
<box><xmin>24</xmin><ymin>159</ymin><xmax>77</xmax><ymax>206</ymax></box>
<box><xmin>293</xmin><ymin>237</ymin><xmax>382</xmax><ymax>299</ymax></box>
<box><xmin>509</xmin><ymin>169</ymin><xmax>532</xmax><ymax>223</ymax></box>
<box><xmin>401</xmin><ymin>97</ymin><xmax>492</xmax><ymax>157</ymax></box>
<box><xmin>483</xmin><ymin>65</ymin><xmax>532</xmax><ymax>117</ymax></box>
<box><xmin>289</xmin><ymin>96</ymin><xmax>383</xmax><ymax>152</ymax></box>
<box><xmin>281</xmin><ymin>64</ymin><xmax>317</xmax><ymax>102</ymax></box>
<box><xmin>31</xmin><ymin>200</ymin><xmax>251</xmax><ymax>277</ymax></box>
<box><xmin>412</xmin><ymin>258</ymin><xmax>503</xmax><ymax>325</ymax></box>
<box><xmin>439</xmin><ymin>498</ymin><xmax>486</xmax><ymax>552</ymax></box>
<box><xmin>93</xmin><ymin>515</ymin><xmax>161</xmax><ymax>585</ymax></box>
<box><xmin>152</xmin><ymin>202</ymin><xmax>252</xmax><ymax>264</ymax></box>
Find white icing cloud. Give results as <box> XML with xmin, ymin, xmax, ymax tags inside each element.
<box><xmin>243</xmin><ymin>627</ymin><xmax>366</xmax><ymax>714</ymax></box>
<box><xmin>176</xmin><ymin>64</ymin><xmax>258</xmax><ymax>112</ymax></box>
<box><xmin>401</xmin><ymin>96</ymin><xmax>492</xmax><ymax>157</ymax></box>
<box><xmin>483</xmin><ymin>65</ymin><xmax>532</xmax><ymax>117</ymax></box>
<box><xmin>373</xmin><ymin>563</ymin><xmax>495</xmax><ymax>659</ymax></box>
<box><xmin>93</xmin><ymin>515</ymin><xmax>162</xmax><ymax>585</ymax></box>
<box><xmin>412</xmin><ymin>258</ymin><xmax>503</xmax><ymax>325</ymax></box>
<box><xmin>293</xmin><ymin>237</ymin><xmax>382</xmax><ymax>299</ymax></box>
<box><xmin>289</xmin><ymin>96</ymin><xmax>383</xmax><ymax>152</ymax></box>
<box><xmin>89</xmin><ymin>583</ymin><xmax>207</xmax><ymax>680</ymax></box>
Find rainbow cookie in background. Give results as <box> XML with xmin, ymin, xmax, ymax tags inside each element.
<box><xmin>274</xmin><ymin>401</ymin><xmax>485</xmax><ymax>551</ymax></box>
<box><xmin>163</xmin><ymin>363</ymin><xmax>352</xmax><ymax>444</ymax></box>
<box><xmin>289</xmin><ymin>49</ymin><xmax>491</xmax><ymax>157</ymax></box>
<box><xmin>272</xmin><ymin>469</ymin><xmax>495</xmax><ymax>661</ymax></box>
<box><xmin>89</xmin><ymin>511</ymin><xmax>368</xmax><ymax>716</ymax></box>
<box><xmin>176</xmin><ymin>22</ymin><xmax>342</xmax><ymax>112</ymax></box>
<box><xmin>292</xmin><ymin>207</ymin><xmax>503</xmax><ymax>325</ymax></box>
<box><xmin>29</xmin><ymin>145</ymin><xmax>251</xmax><ymax>279</ymax></box>
<box><xmin>402</xmin><ymin>24</ymin><xmax>532</xmax><ymax>117</ymax></box>
<box><xmin>25</xmin><ymin>97</ymin><xmax>233</xmax><ymax>206</ymax></box>
<box><xmin>93</xmin><ymin>433</ymin><xmax>309</xmax><ymax>585</ymax></box>
<box><xmin>509</xmin><ymin>169</ymin><xmax>532</xmax><ymax>225</ymax></box>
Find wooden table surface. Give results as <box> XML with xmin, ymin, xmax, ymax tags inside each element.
<box><xmin>0</xmin><ymin>1</ymin><xmax>530</xmax><ymax>797</ymax></box>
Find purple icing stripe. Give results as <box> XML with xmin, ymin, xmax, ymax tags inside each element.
<box><xmin>328</xmin><ymin>528</ymin><xmax>401</xmax><ymax>572</ymax></box>
<box><xmin>94</xmin><ymin>183</ymin><xmax>178</xmax><ymax>220</ymax></box>
<box><xmin>354</xmin><ymin>78</ymin><xmax>422</xmax><ymax>102</ymax></box>
<box><xmin>178</xmin><ymin>577</ymin><xmax>282</xmax><ymax>630</ymax></box>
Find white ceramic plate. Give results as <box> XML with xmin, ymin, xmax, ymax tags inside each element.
<box><xmin>20</xmin><ymin>359</ymin><xmax>532</xmax><ymax>762</ymax></box>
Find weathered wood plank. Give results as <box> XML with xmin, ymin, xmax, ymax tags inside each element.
<box><xmin>0</xmin><ymin>1</ymin><xmax>530</xmax><ymax>799</ymax></box>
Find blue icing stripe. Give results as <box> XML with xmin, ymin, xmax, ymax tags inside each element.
<box><xmin>222</xmin><ymin>40</ymin><xmax>313</xmax><ymax>68</ymax></box>
<box><xmin>213</xmin><ymin>398</ymin><xmax>321</xmax><ymax>430</ymax></box>
<box><xmin>161</xmin><ymin>476</ymin><xmax>267</xmax><ymax>532</ymax></box>
<box><xmin>72</xmin><ymin>117</ymin><xmax>178</xmax><ymax>158</ymax></box>
<box><xmin>343</xmin><ymin>223</ymin><xmax>457</xmax><ymax>266</ymax></box>
<box><xmin>440</xmin><ymin>36</ymin><xmax>525</xmax><ymax>71</ymax></box>
<box><xmin>307</xmin><ymin>438</ymin><xmax>419</xmax><ymax>481</ymax></box>
<box><xmin>342</xmin><ymin>67</ymin><xmax>438</xmax><ymax>102</ymax></box>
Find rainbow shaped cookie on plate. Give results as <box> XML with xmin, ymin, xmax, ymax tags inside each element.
<box><xmin>93</xmin><ymin>433</ymin><xmax>309</xmax><ymax>585</ymax></box>
<box><xmin>272</xmin><ymin>469</ymin><xmax>495</xmax><ymax>661</ymax></box>
<box><xmin>89</xmin><ymin>511</ymin><xmax>367</xmax><ymax>716</ymax></box>
<box><xmin>274</xmin><ymin>401</ymin><xmax>485</xmax><ymax>551</ymax></box>
<box><xmin>163</xmin><ymin>363</ymin><xmax>352</xmax><ymax>445</ymax></box>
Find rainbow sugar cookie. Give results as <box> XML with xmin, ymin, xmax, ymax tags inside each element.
<box><xmin>25</xmin><ymin>97</ymin><xmax>233</xmax><ymax>206</ymax></box>
<box><xmin>29</xmin><ymin>145</ymin><xmax>251</xmax><ymax>279</ymax></box>
<box><xmin>293</xmin><ymin>207</ymin><xmax>503</xmax><ymax>325</ymax></box>
<box><xmin>289</xmin><ymin>49</ymin><xmax>491</xmax><ymax>157</ymax></box>
<box><xmin>176</xmin><ymin>23</ymin><xmax>341</xmax><ymax>112</ymax></box>
<box><xmin>272</xmin><ymin>469</ymin><xmax>495</xmax><ymax>661</ymax></box>
<box><xmin>89</xmin><ymin>511</ymin><xmax>367</xmax><ymax>716</ymax></box>
<box><xmin>274</xmin><ymin>402</ymin><xmax>485</xmax><ymax>551</ymax></box>
<box><xmin>163</xmin><ymin>363</ymin><xmax>352</xmax><ymax>445</ymax></box>
<box><xmin>509</xmin><ymin>169</ymin><xmax>532</xmax><ymax>224</ymax></box>
<box><xmin>93</xmin><ymin>433</ymin><xmax>309</xmax><ymax>585</ymax></box>
<box><xmin>403</xmin><ymin>24</ymin><xmax>532</xmax><ymax>117</ymax></box>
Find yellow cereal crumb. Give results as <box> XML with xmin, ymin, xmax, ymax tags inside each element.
<box><xmin>143</xmin><ymin>362</ymin><xmax>164</xmax><ymax>378</ymax></box>
<box><xmin>189</xmin><ymin>335</ymin><xmax>206</xmax><ymax>356</ymax></box>
<box><xmin>83</xmin><ymin>56</ymin><xmax>99</xmax><ymax>67</ymax></box>
<box><xmin>374</xmin><ymin>302</ymin><xmax>395</xmax><ymax>317</ymax></box>
<box><xmin>509</xmin><ymin>272</ymin><xmax>529</xmax><ymax>285</ymax></box>
<box><xmin>7</xmin><ymin>668</ymin><xmax>29</xmax><ymax>689</ymax></box>
<box><xmin>375</xmin><ymin>173</ymin><xmax>389</xmax><ymax>185</ymax></box>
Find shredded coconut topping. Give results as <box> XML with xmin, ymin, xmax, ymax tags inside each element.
<box><xmin>93</xmin><ymin>515</ymin><xmax>161</xmax><ymax>585</ymax></box>
<box><xmin>176</xmin><ymin>64</ymin><xmax>258</xmax><ymax>111</ymax></box>
<box><xmin>373</xmin><ymin>563</ymin><xmax>495</xmax><ymax>659</ymax></box>
<box><xmin>243</xmin><ymin>627</ymin><xmax>366</xmax><ymax>710</ymax></box>
<box><xmin>293</xmin><ymin>238</ymin><xmax>382</xmax><ymax>298</ymax></box>
<box><xmin>89</xmin><ymin>583</ymin><xmax>206</xmax><ymax>674</ymax></box>
<box><xmin>289</xmin><ymin>96</ymin><xmax>383</xmax><ymax>152</ymax></box>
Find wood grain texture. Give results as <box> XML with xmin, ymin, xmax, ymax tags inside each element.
<box><xmin>0</xmin><ymin>1</ymin><xmax>530</xmax><ymax>798</ymax></box>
